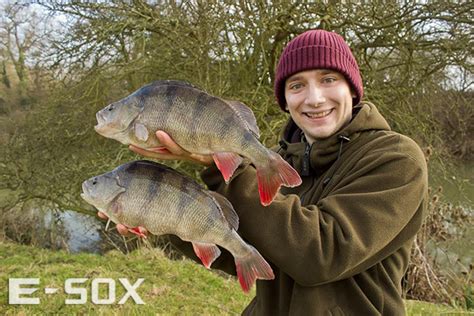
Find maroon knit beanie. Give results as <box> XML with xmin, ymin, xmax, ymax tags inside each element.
<box><xmin>274</xmin><ymin>29</ymin><xmax>363</xmax><ymax>111</ymax></box>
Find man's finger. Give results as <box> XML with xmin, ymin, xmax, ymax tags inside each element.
<box><xmin>129</xmin><ymin>145</ymin><xmax>155</xmax><ymax>156</ymax></box>
<box><xmin>130</xmin><ymin>145</ymin><xmax>187</xmax><ymax>161</ymax></box>
<box><xmin>148</xmin><ymin>147</ymin><xmax>172</xmax><ymax>154</ymax></box>
<box><xmin>129</xmin><ymin>144</ymin><xmax>177</xmax><ymax>159</ymax></box>
<box><xmin>116</xmin><ymin>224</ymin><xmax>131</xmax><ymax>236</ymax></box>
<box><xmin>155</xmin><ymin>131</ymin><xmax>187</xmax><ymax>155</ymax></box>
<box><xmin>97</xmin><ymin>211</ymin><xmax>108</xmax><ymax>220</ymax></box>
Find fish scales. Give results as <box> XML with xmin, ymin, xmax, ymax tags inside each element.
<box><xmin>119</xmin><ymin>163</ymin><xmax>225</xmax><ymax>239</ymax></box>
<box><xmin>95</xmin><ymin>81</ymin><xmax>302</xmax><ymax>206</ymax></box>
<box><xmin>141</xmin><ymin>85</ymin><xmax>250</xmax><ymax>154</ymax></box>
<box><xmin>81</xmin><ymin>160</ymin><xmax>275</xmax><ymax>292</ymax></box>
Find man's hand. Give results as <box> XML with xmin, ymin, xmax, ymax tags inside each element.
<box><xmin>129</xmin><ymin>131</ymin><xmax>214</xmax><ymax>166</ymax></box>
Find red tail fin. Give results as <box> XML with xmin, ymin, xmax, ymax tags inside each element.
<box><xmin>235</xmin><ymin>246</ymin><xmax>274</xmax><ymax>293</ymax></box>
<box><xmin>256</xmin><ymin>152</ymin><xmax>302</xmax><ymax>206</ymax></box>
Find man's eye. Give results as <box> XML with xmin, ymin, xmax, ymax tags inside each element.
<box><xmin>323</xmin><ymin>77</ymin><xmax>336</xmax><ymax>83</ymax></box>
<box><xmin>289</xmin><ymin>83</ymin><xmax>303</xmax><ymax>90</ymax></box>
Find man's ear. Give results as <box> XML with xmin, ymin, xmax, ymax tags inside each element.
<box><xmin>285</xmin><ymin>104</ymin><xmax>289</xmax><ymax>111</ymax></box>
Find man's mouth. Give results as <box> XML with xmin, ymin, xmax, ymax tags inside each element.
<box><xmin>304</xmin><ymin>109</ymin><xmax>333</xmax><ymax>119</ymax></box>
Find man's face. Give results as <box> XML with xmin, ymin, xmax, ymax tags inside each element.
<box><xmin>284</xmin><ymin>69</ymin><xmax>355</xmax><ymax>144</ymax></box>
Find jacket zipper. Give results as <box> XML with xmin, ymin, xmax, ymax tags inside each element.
<box><xmin>301</xmin><ymin>141</ymin><xmax>311</xmax><ymax>177</ymax></box>
<box><xmin>299</xmin><ymin>141</ymin><xmax>313</xmax><ymax>203</ymax></box>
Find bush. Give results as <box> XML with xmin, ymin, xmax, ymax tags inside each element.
<box><xmin>404</xmin><ymin>183</ymin><xmax>473</xmax><ymax>308</ymax></box>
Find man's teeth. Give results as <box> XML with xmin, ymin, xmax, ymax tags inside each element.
<box><xmin>306</xmin><ymin>110</ymin><xmax>332</xmax><ymax>118</ymax></box>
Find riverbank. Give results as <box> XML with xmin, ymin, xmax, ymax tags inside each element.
<box><xmin>0</xmin><ymin>240</ymin><xmax>470</xmax><ymax>315</ymax></box>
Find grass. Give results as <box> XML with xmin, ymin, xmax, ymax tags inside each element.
<box><xmin>0</xmin><ymin>240</ymin><xmax>472</xmax><ymax>315</ymax></box>
<box><xmin>0</xmin><ymin>240</ymin><xmax>251</xmax><ymax>315</ymax></box>
<box><xmin>405</xmin><ymin>300</ymin><xmax>473</xmax><ymax>315</ymax></box>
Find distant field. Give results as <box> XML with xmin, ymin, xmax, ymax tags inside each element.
<box><xmin>0</xmin><ymin>240</ymin><xmax>471</xmax><ymax>315</ymax></box>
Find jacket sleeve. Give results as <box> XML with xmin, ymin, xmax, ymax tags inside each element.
<box><xmin>200</xmin><ymin>137</ymin><xmax>428</xmax><ymax>286</ymax></box>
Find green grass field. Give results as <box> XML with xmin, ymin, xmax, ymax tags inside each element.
<box><xmin>0</xmin><ymin>240</ymin><xmax>471</xmax><ymax>315</ymax></box>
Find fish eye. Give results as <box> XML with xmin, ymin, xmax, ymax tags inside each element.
<box><xmin>108</xmin><ymin>105</ymin><xmax>114</xmax><ymax>111</ymax></box>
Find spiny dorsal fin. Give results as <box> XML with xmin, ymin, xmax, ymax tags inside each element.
<box><xmin>134</xmin><ymin>80</ymin><xmax>201</xmax><ymax>101</ymax></box>
<box><xmin>225</xmin><ymin>100</ymin><xmax>260</xmax><ymax>138</ymax></box>
<box><xmin>208</xmin><ymin>191</ymin><xmax>239</xmax><ymax>230</ymax></box>
<box><xmin>148</xmin><ymin>80</ymin><xmax>199</xmax><ymax>90</ymax></box>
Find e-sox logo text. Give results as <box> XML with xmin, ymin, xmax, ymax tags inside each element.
<box><xmin>9</xmin><ymin>278</ymin><xmax>145</xmax><ymax>305</ymax></box>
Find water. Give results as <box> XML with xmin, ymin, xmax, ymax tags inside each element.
<box><xmin>61</xmin><ymin>211</ymin><xmax>104</xmax><ymax>253</ymax></box>
<box><xmin>428</xmin><ymin>162</ymin><xmax>473</xmax><ymax>275</ymax></box>
<box><xmin>44</xmin><ymin>210</ymin><xmax>104</xmax><ymax>254</ymax></box>
<box><xmin>429</xmin><ymin>162</ymin><xmax>473</xmax><ymax>207</ymax></box>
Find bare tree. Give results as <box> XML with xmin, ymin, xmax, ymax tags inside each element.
<box><xmin>0</xmin><ymin>2</ymin><xmax>54</xmax><ymax>109</ymax></box>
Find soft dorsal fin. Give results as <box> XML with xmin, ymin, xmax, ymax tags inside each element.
<box><xmin>208</xmin><ymin>191</ymin><xmax>239</xmax><ymax>230</ymax></box>
<box><xmin>225</xmin><ymin>100</ymin><xmax>260</xmax><ymax>138</ymax></box>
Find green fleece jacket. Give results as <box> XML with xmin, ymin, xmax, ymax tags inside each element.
<box><xmin>169</xmin><ymin>102</ymin><xmax>428</xmax><ymax>315</ymax></box>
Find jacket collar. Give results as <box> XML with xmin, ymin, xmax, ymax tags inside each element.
<box><xmin>278</xmin><ymin>102</ymin><xmax>391</xmax><ymax>175</ymax></box>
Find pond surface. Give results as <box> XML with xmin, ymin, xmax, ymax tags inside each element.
<box><xmin>44</xmin><ymin>210</ymin><xmax>103</xmax><ymax>254</ymax></box>
<box><xmin>429</xmin><ymin>162</ymin><xmax>473</xmax><ymax>207</ymax></box>
<box><xmin>428</xmin><ymin>162</ymin><xmax>473</xmax><ymax>274</ymax></box>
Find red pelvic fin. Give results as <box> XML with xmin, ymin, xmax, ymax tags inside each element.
<box><xmin>235</xmin><ymin>247</ymin><xmax>274</xmax><ymax>293</ymax></box>
<box><xmin>128</xmin><ymin>226</ymin><xmax>148</xmax><ymax>239</ymax></box>
<box><xmin>212</xmin><ymin>152</ymin><xmax>243</xmax><ymax>183</ymax></box>
<box><xmin>192</xmin><ymin>242</ymin><xmax>221</xmax><ymax>269</ymax></box>
<box><xmin>256</xmin><ymin>152</ymin><xmax>302</xmax><ymax>206</ymax></box>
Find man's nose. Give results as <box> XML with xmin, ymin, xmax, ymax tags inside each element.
<box><xmin>304</xmin><ymin>85</ymin><xmax>325</xmax><ymax>106</ymax></box>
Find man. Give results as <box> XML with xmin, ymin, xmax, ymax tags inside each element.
<box><xmin>101</xmin><ymin>29</ymin><xmax>428</xmax><ymax>315</ymax></box>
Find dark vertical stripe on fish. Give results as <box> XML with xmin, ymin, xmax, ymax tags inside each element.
<box><xmin>175</xmin><ymin>175</ymin><xmax>191</xmax><ymax>226</ymax></box>
<box><xmin>221</xmin><ymin>110</ymin><xmax>237</xmax><ymax>148</ymax></box>
<box><xmin>126</xmin><ymin>161</ymin><xmax>164</xmax><ymax>212</ymax></box>
<box><xmin>147</xmin><ymin>171</ymin><xmax>162</xmax><ymax>199</ymax></box>
<box><xmin>164</xmin><ymin>84</ymin><xmax>178</xmax><ymax>107</ymax></box>
<box><xmin>191</xmin><ymin>91</ymin><xmax>209</xmax><ymax>143</ymax></box>
<box><xmin>158</xmin><ymin>85</ymin><xmax>178</xmax><ymax>129</ymax></box>
<box><xmin>140</xmin><ymin>166</ymin><xmax>163</xmax><ymax>214</ymax></box>
<box><xmin>241</xmin><ymin>131</ymin><xmax>254</xmax><ymax>151</ymax></box>
<box><xmin>223</xmin><ymin>111</ymin><xmax>236</xmax><ymax>127</ymax></box>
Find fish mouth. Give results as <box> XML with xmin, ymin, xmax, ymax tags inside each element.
<box><xmin>80</xmin><ymin>182</ymin><xmax>92</xmax><ymax>202</ymax></box>
<box><xmin>94</xmin><ymin>110</ymin><xmax>131</xmax><ymax>135</ymax></box>
<box><xmin>94</xmin><ymin>119</ymin><xmax>117</xmax><ymax>136</ymax></box>
<box><xmin>94</xmin><ymin>124</ymin><xmax>106</xmax><ymax>134</ymax></box>
<box><xmin>94</xmin><ymin>111</ymin><xmax>107</xmax><ymax>131</ymax></box>
<box><xmin>81</xmin><ymin>181</ymin><xmax>88</xmax><ymax>194</ymax></box>
<box><xmin>80</xmin><ymin>192</ymin><xmax>88</xmax><ymax>202</ymax></box>
<box><xmin>96</xmin><ymin>111</ymin><xmax>105</xmax><ymax>123</ymax></box>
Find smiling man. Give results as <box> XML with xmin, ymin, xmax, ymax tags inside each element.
<box><xmin>102</xmin><ymin>29</ymin><xmax>429</xmax><ymax>315</ymax></box>
<box><xmin>284</xmin><ymin>69</ymin><xmax>355</xmax><ymax>142</ymax></box>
